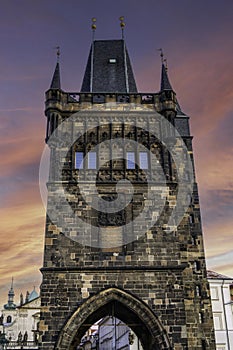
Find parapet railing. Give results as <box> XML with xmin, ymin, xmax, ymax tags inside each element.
<box><xmin>5</xmin><ymin>341</ymin><xmax>38</xmax><ymax>349</ymax></box>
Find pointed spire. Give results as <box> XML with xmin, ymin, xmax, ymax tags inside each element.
<box><xmin>158</xmin><ymin>49</ymin><xmax>173</xmax><ymax>91</ymax></box>
<box><xmin>161</xmin><ymin>63</ymin><xmax>173</xmax><ymax>91</ymax></box>
<box><xmin>10</xmin><ymin>277</ymin><xmax>14</xmax><ymax>291</ymax></box>
<box><xmin>25</xmin><ymin>291</ymin><xmax>30</xmax><ymax>304</ymax></box>
<box><xmin>158</xmin><ymin>49</ymin><xmax>186</xmax><ymax>114</ymax></box>
<box><xmin>8</xmin><ymin>277</ymin><xmax>14</xmax><ymax>299</ymax></box>
<box><xmin>50</xmin><ymin>47</ymin><xmax>61</xmax><ymax>89</ymax></box>
<box><xmin>20</xmin><ymin>293</ymin><xmax>24</xmax><ymax>306</ymax></box>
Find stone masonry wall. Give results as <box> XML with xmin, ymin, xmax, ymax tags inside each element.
<box><xmin>39</xmin><ymin>99</ymin><xmax>215</xmax><ymax>349</ymax></box>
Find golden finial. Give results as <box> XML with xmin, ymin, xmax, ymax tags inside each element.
<box><xmin>119</xmin><ymin>16</ymin><xmax>125</xmax><ymax>39</ymax></box>
<box><xmin>91</xmin><ymin>17</ymin><xmax>97</xmax><ymax>41</ymax></box>
<box><xmin>92</xmin><ymin>17</ymin><xmax>97</xmax><ymax>31</ymax></box>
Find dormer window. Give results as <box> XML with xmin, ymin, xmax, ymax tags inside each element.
<box><xmin>6</xmin><ymin>315</ymin><xmax>12</xmax><ymax>323</ymax></box>
<box><xmin>109</xmin><ymin>58</ymin><xmax>116</xmax><ymax>64</ymax></box>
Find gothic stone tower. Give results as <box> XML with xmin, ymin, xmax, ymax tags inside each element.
<box><xmin>39</xmin><ymin>38</ymin><xmax>215</xmax><ymax>349</ymax></box>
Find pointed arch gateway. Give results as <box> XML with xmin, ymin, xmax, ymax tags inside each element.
<box><xmin>55</xmin><ymin>287</ymin><xmax>172</xmax><ymax>350</ymax></box>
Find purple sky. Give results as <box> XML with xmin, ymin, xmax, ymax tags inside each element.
<box><xmin>0</xmin><ymin>0</ymin><xmax>233</xmax><ymax>306</ymax></box>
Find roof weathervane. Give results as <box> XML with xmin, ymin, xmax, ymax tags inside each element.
<box><xmin>90</xmin><ymin>18</ymin><xmax>97</xmax><ymax>92</ymax></box>
<box><xmin>54</xmin><ymin>46</ymin><xmax>60</xmax><ymax>62</ymax></box>
<box><xmin>119</xmin><ymin>16</ymin><xmax>125</xmax><ymax>39</ymax></box>
<box><xmin>91</xmin><ymin>17</ymin><xmax>97</xmax><ymax>41</ymax></box>
<box><xmin>158</xmin><ymin>48</ymin><xmax>164</xmax><ymax>63</ymax></box>
<box><xmin>158</xmin><ymin>48</ymin><xmax>168</xmax><ymax>71</ymax></box>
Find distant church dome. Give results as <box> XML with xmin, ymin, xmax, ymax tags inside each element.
<box><xmin>28</xmin><ymin>287</ymin><xmax>39</xmax><ymax>302</ymax></box>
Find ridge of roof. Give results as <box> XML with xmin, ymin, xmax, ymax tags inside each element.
<box><xmin>207</xmin><ymin>270</ymin><xmax>233</xmax><ymax>280</ymax></box>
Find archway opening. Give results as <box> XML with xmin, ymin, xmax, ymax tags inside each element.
<box><xmin>55</xmin><ymin>288</ymin><xmax>171</xmax><ymax>350</ymax></box>
<box><xmin>73</xmin><ymin>300</ymin><xmax>148</xmax><ymax>349</ymax></box>
<box><xmin>77</xmin><ymin>315</ymin><xmax>143</xmax><ymax>349</ymax></box>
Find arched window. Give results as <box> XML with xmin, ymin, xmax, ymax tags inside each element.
<box><xmin>196</xmin><ymin>285</ymin><xmax>201</xmax><ymax>297</ymax></box>
<box><xmin>194</xmin><ymin>260</ymin><xmax>201</xmax><ymax>272</ymax></box>
<box><xmin>7</xmin><ymin>315</ymin><xmax>12</xmax><ymax>323</ymax></box>
<box><xmin>198</xmin><ymin>312</ymin><xmax>204</xmax><ymax>324</ymax></box>
<box><xmin>189</xmin><ymin>213</ymin><xmax>195</xmax><ymax>224</ymax></box>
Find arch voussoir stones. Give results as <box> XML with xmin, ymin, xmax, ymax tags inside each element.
<box><xmin>55</xmin><ymin>287</ymin><xmax>172</xmax><ymax>350</ymax></box>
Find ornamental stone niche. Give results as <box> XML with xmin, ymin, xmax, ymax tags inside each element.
<box><xmin>39</xmin><ymin>38</ymin><xmax>215</xmax><ymax>349</ymax></box>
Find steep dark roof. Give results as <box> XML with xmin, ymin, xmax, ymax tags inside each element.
<box><xmin>176</xmin><ymin>99</ymin><xmax>186</xmax><ymax>115</ymax></box>
<box><xmin>81</xmin><ymin>40</ymin><xmax>137</xmax><ymax>93</ymax></box>
<box><xmin>160</xmin><ymin>63</ymin><xmax>173</xmax><ymax>91</ymax></box>
<box><xmin>50</xmin><ymin>62</ymin><xmax>61</xmax><ymax>89</ymax></box>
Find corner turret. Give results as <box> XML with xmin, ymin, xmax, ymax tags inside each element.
<box><xmin>50</xmin><ymin>47</ymin><xmax>61</xmax><ymax>90</ymax></box>
<box><xmin>45</xmin><ymin>48</ymin><xmax>64</xmax><ymax>143</ymax></box>
<box><xmin>159</xmin><ymin>55</ymin><xmax>176</xmax><ymax>118</ymax></box>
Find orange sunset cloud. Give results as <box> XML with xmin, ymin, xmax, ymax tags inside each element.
<box><xmin>0</xmin><ymin>189</ymin><xmax>44</xmax><ymax>305</ymax></box>
<box><xmin>0</xmin><ymin>1</ymin><xmax>232</xmax><ymax>309</ymax></box>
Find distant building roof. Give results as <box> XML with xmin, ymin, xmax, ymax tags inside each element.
<box><xmin>28</xmin><ymin>288</ymin><xmax>39</xmax><ymax>302</ymax></box>
<box><xmin>207</xmin><ymin>270</ymin><xmax>233</xmax><ymax>280</ymax></box>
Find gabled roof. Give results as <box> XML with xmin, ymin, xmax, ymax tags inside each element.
<box><xmin>50</xmin><ymin>62</ymin><xmax>61</xmax><ymax>89</ymax></box>
<box><xmin>18</xmin><ymin>296</ymin><xmax>40</xmax><ymax>309</ymax></box>
<box><xmin>81</xmin><ymin>40</ymin><xmax>137</xmax><ymax>93</ymax></box>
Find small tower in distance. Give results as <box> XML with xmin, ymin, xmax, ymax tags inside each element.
<box><xmin>4</xmin><ymin>278</ymin><xmax>16</xmax><ymax>310</ymax></box>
